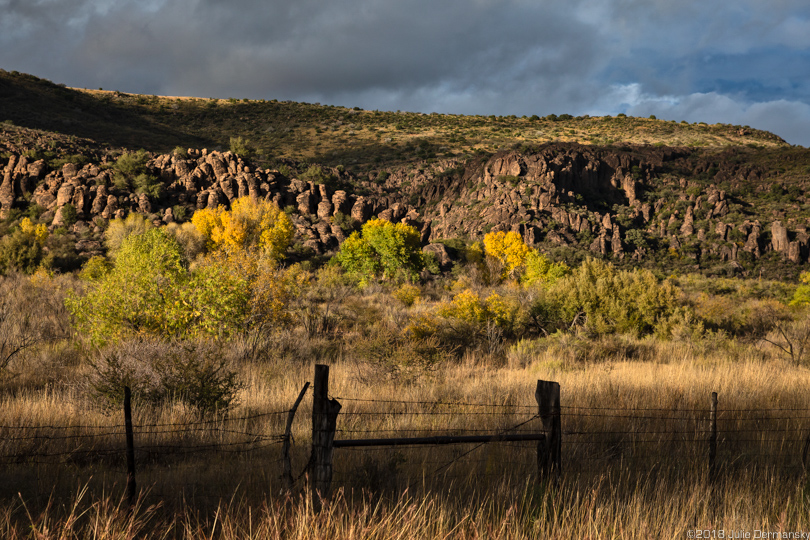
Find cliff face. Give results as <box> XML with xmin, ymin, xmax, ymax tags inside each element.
<box><xmin>2</xmin><ymin>140</ymin><xmax>810</xmax><ymax>274</ymax></box>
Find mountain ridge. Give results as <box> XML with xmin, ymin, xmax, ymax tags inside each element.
<box><xmin>2</xmin><ymin>69</ymin><xmax>810</xmax><ymax>279</ymax></box>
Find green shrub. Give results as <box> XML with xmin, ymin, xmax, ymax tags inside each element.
<box><xmin>0</xmin><ymin>230</ymin><xmax>42</xmax><ymax>274</ymax></box>
<box><xmin>301</xmin><ymin>164</ymin><xmax>333</xmax><ymax>185</ymax></box>
<box><xmin>113</xmin><ymin>149</ymin><xmax>150</xmax><ymax>178</ymax></box>
<box><xmin>134</xmin><ymin>173</ymin><xmax>163</xmax><ymax>199</ymax></box>
<box><xmin>89</xmin><ymin>338</ymin><xmax>242</xmax><ymax>414</ymax></box>
<box><xmin>393</xmin><ymin>283</ymin><xmax>421</xmax><ymax>307</ymax></box>
<box><xmin>336</xmin><ymin>218</ymin><xmax>427</xmax><ymax>282</ymax></box>
<box><xmin>60</xmin><ymin>203</ymin><xmax>78</xmax><ymax>226</ymax></box>
<box><xmin>548</xmin><ymin>258</ymin><xmax>680</xmax><ymax>336</ymax></box>
<box><xmin>349</xmin><ymin>326</ymin><xmax>451</xmax><ymax>383</ymax></box>
<box><xmin>229</xmin><ymin>136</ymin><xmax>255</xmax><ymax>158</ymax></box>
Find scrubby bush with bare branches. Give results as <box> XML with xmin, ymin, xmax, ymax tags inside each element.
<box><xmin>89</xmin><ymin>338</ymin><xmax>242</xmax><ymax>413</ymax></box>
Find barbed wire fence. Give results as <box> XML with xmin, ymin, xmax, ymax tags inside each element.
<box><xmin>2</xmin><ymin>363</ymin><xmax>810</xmax><ymax>507</ymax></box>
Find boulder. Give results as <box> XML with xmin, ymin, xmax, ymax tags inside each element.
<box><xmin>351</xmin><ymin>197</ymin><xmax>372</xmax><ymax>222</ymax></box>
<box><xmin>101</xmin><ymin>195</ymin><xmax>118</xmax><ymax>220</ymax></box>
<box><xmin>317</xmin><ymin>200</ymin><xmax>333</xmax><ymax>220</ymax></box>
<box><xmin>771</xmin><ymin>221</ymin><xmax>789</xmax><ymax>253</ymax></box>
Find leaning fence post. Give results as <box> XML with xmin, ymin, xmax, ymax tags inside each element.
<box><xmin>123</xmin><ymin>386</ymin><xmax>136</xmax><ymax>508</ymax></box>
<box><xmin>282</xmin><ymin>382</ymin><xmax>310</xmax><ymax>492</ymax></box>
<box><xmin>536</xmin><ymin>380</ymin><xmax>561</xmax><ymax>483</ymax></box>
<box><xmin>311</xmin><ymin>364</ymin><xmax>341</xmax><ymax>511</ymax></box>
<box><xmin>709</xmin><ymin>391</ymin><xmax>718</xmax><ymax>482</ymax></box>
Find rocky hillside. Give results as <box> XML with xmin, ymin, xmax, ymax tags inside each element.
<box><xmin>2</xmin><ymin>70</ymin><xmax>810</xmax><ymax>279</ymax></box>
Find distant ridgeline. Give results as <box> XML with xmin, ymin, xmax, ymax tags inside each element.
<box><xmin>1</xmin><ymin>69</ymin><xmax>809</xmax><ymax>278</ymax></box>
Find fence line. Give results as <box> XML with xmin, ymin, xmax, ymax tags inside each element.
<box><xmin>4</xmin><ymin>364</ymin><xmax>810</xmax><ymax>508</ymax></box>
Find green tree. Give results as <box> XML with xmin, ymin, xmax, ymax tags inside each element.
<box><xmin>67</xmin><ymin>228</ymin><xmax>188</xmax><ymax>345</ymax></box>
<box><xmin>336</xmin><ymin>218</ymin><xmax>426</xmax><ymax>281</ymax></box>
<box><xmin>69</xmin><ymin>228</ymin><xmax>275</xmax><ymax>345</ymax></box>
<box><xmin>229</xmin><ymin>136</ymin><xmax>255</xmax><ymax>158</ymax></box>
<box><xmin>0</xmin><ymin>229</ymin><xmax>42</xmax><ymax>274</ymax></box>
<box><xmin>105</xmin><ymin>213</ymin><xmax>154</xmax><ymax>256</ymax></box>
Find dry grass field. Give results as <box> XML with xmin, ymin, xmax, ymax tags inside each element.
<box><xmin>2</xmin><ymin>269</ymin><xmax>810</xmax><ymax>538</ymax></box>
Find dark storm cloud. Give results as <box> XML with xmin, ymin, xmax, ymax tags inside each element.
<box><xmin>1</xmin><ymin>0</ymin><xmax>808</xmax><ymax>145</ymax></box>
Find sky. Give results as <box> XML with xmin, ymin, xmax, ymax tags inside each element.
<box><xmin>1</xmin><ymin>0</ymin><xmax>809</xmax><ymax>146</ymax></box>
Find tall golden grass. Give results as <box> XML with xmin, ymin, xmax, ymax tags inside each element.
<box><xmin>2</xmin><ymin>272</ymin><xmax>810</xmax><ymax>537</ymax></box>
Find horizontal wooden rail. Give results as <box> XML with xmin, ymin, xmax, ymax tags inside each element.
<box><xmin>334</xmin><ymin>433</ymin><xmax>545</xmax><ymax>448</ymax></box>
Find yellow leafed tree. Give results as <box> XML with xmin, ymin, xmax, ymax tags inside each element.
<box><xmin>191</xmin><ymin>197</ymin><xmax>293</xmax><ymax>260</ymax></box>
<box><xmin>483</xmin><ymin>231</ymin><xmax>530</xmax><ymax>280</ymax></box>
<box><xmin>19</xmin><ymin>218</ymin><xmax>49</xmax><ymax>246</ymax></box>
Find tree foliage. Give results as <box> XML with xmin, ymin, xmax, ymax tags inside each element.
<box><xmin>548</xmin><ymin>258</ymin><xmax>679</xmax><ymax>336</ymax></box>
<box><xmin>19</xmin><ymin>218</ymin><xmax>49</xmax><ymax>246</ymax></box>
<box><xmin>105</xmin><ymin>213</ymin><xmax>153</xmax><ymax>256</ymax></box>
<box><xmin>191</xmin><ymin>197</ymin><xmax>293</xmax><ymax>260</ymax></box>
<box><xmin>0</xmin><ymin>229</ymin><xmax>42</xmax><ymax>274</ymax></box>
<box><xmin>67</xmin><ymin>228</ymin><xmax>189</xmax><ymax>344</ymax></box>
<box><xmin>791</xmin><ymin>271</ymin><xmax>810</xmax><ymax>306</ymax></box>
<box><xmin>482</xmin><ymin>230</ymin><xmax>569</xmax><ymax>286</ymax></box>
<box><xmin>69</xmin><ymin>219</ymin><xmax>297</xmax><ymax>345</ymax></box>
<box><xmin>522</xmin><ymin>250</ymin><xmax>570</xmax><ymax>287</ymax></box>
<box><xmin>483</xmin><ymin>231</ymin><xmax>530</xmax><ymax>280</ymax></box>
<box><xmin>336</xmin><ymin>218</ymin><xmax>426</xmax><ymax>281</ymax></box>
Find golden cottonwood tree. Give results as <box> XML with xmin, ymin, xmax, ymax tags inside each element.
<box><xmin>191</xmin><ymin>197</ymin><xmax>294</xmax><ymax>260</ymax></box>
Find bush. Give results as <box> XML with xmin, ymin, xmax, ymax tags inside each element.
<box><xmin>134</xmin><ymin>173</ymin><xmax>163</xmax><ymax>199</ymax></box>
<box><xmin>0</xmin><ymin>229</ymin><xmax>42</xmax><ymax>274</ymax></box>
<box><xmin>60</xmin><ymin>203</ymin><xmax>78</xmax><ymax>226</ymax></box>
<box><xmin>89</xmin><ymin>338</ymin><xmax>242</xmax><ymax>413</ymax></box>
<box><xmin>438</xmin><ymin>289</ymin><xmax>517</xmax><ymax>330</ymax></box>
<box><xmin>548</xmin><ymin>258</ymin><xmax>680</xmax><ymax>336</ymax></box>
<box><xmin>349</xmin><ymin>326</ymin><xmax>452</xmax><ymax>383</ymax></box>
<box><xmin>191</xmin><ymin>197</ymin><xmax>294</xmax><ymax>260</ymax></box>
<box><xmin>336</xmin><ymin>218</ymin><xmax>427</xmax><ymax>282</ymax></box>
<box><xmin>522</xmin><ymin>250</ymin><xmax>570</xmax><ymax>288</ymax></box>
<box><xmin>229</xmin><ymin>136</ymin><xmax>255</xmax><ymax>158</ymax></box>
<box><xmin>393</xmin><ymin>283</ymin><xmax>421</xmax><ymax>307</ymax></box>
<box><xmin>113</xmin><ymin>149</ymin><xmax>150</xmax><ymax>178</ymax></box>
<box><xmin>105</xmin><ymin>213</ymin><xmax>153</xmax><ymax>256</ymax></box>
<box><xmin>300</xmin><ymin>164</ymin><xmax>333</xmax><ymax>185</ymax></box>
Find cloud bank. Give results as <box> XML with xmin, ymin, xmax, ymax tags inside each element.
<box><xmin>1</xmin><ymin>0</ymin><xmax>808</xmax><ymax>145</ymax></box>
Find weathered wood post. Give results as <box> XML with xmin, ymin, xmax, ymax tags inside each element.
<box><xmin>282</xmin><ymin>382</ymin><xmax>310</xmax><ymax>492</ymax></box>
<box><xmin>709</xmin><ymin>391</ymin><xmax>718</xmax><ymax>482</ymax></box>
<box><xmin>123</xmin><ymin>386</ymin><xmax>136</xmax><ymax>508</ymax></box>
<box><xmin>311</xmin><ymin>364</ymin><xmax>341</xmax><ymax>511</ymax></box>
<box><xmin>536</xmin><ymin>380</ymin><xmax>561</xmax><ymax>482</ymax></box>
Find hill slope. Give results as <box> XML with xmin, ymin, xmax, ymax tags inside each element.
<box><xmin>2</xmin><ymin>69</ymin><xmax>810</xmax><ymax>279</ymax></box>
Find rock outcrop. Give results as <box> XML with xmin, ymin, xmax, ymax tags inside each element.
<box><xmin>3</xmin><ymin>141</ymin><xmax>810</xmax><ymax>269</ymax></box>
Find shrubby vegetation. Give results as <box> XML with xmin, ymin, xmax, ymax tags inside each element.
<box><xmin>68</xmin><ymin>197</ymin><xmax>296</xmax><ymax>347</ymax></box>
<box><xmin>336</xmin><ymin>218</ymin><xmax>428</xmax><ymax>282</ymax></box>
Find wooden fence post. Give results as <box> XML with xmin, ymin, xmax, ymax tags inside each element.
<box><xmin>536</xmin><ymin>380</ymin><xmax>561</xmax><ymax>483</ymax></box>
<box><xmin>311</xmin><ymin>364</ymin><xmax>341</xmax><ymax>511</ymax></box>
<box><xmin>123</xmin><ymin>386</ymin><xmax>136</xmax><ymax>508</ymax></box>
<box><xmin>282</xmin><ymin>382</ymin><xmax>310</xmax><ymax>492</ymax></box>
<box><xmin>709</xmin><ymin>391</ymin><xmax>717</xmax><ymax>482</ymax></box>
